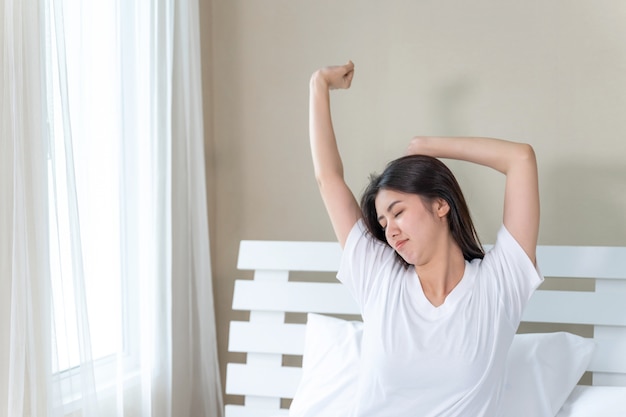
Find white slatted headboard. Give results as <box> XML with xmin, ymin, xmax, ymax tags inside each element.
<box><xmin>225</xmin><ymin>241</ymin><xmax>626</xmax><ymax>417</ymax></box>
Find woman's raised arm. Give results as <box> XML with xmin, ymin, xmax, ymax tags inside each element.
<box><xmin>309</xmin><ymin>61</ymin><xmax>361</xmax><ymax>247</ymax></box>
<box><xmin>407</xmin><ymin>136</ymin><xmax>540</xmax><ymax>263</ymax></box>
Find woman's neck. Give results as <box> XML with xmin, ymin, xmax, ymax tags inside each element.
<box><xmin>414</xmin><ymin>239</ymin><xmax>465</xmax><ymax>307</ymax></box>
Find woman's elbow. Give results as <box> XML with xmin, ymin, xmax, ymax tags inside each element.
<box><xmin>514</xmin><ymin>143</ymin><xmax>537</xmax><ymax>167</ymax></box>
<box><xmin>517</xmin><ymin>142</ymin><xmax>535</xmax><ymax>158</ymax></box>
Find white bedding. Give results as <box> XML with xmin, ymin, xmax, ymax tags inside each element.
<box><xmin>556</xmin><ymin>386</ymin><xmax>626</xmax><ymax>417</ymax></box>
<box><xmin>289</xmin><ymin>314</ymin><xmax>604</xmax><ymax>417</ymax></box>
<box><xmin>273</xmin><ymin>386</ymin><xmax>626</xmax><ymax>417</ymax></box>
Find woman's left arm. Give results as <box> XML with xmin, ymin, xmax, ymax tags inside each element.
<box><xmin>407</xmin><ymin>136</ymin><xmax>539</xmax><ymax>263</ymax></box>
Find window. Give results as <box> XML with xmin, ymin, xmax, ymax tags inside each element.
<box><xmin>46</xmin><ymin>0</ymin><xmax>125</xmax><ymax>378</ymax></box>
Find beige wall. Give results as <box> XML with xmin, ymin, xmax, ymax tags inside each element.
<box><xmin>202</xmin><ymin>0</ymin><xmax>626</xmax><ymax>402</ymax></box>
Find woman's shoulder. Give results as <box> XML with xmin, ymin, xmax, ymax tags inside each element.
<box><xmin>343</xmin><ymin>218</ymin><xmax>392</xmax><ymax>258</ymax></box>
<box><xmin>338</xmin><ymin>219</ymin><xmax>403</xmax><ymax>291</ymax></box>
<box><xmin>487</xmin><ymin>224</ymin><xmax>536</xmax><ymax>265</ymax></box>
<box><xmin>475</xmin><ymin>224</ymin><xmax>543</xmax><ymax>290</ymax></box>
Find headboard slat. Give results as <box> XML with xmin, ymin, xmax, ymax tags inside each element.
<box><xmin>232</xmin><ymin>280</ymin><xmax>360</xmax><ymax>315</ymax></box>
<box><xmin>588</xmin><ymin>331</ymin><xmax>626</xmax><ymax>374</ymax></box>
<box><xmin>229</xmin><ymin>321</ymin><xmax>306</xmax><ymax>355</ymax></box>
<box><xmin>537</xmin><ymin>246</ymin><xmax>626</xmax><ymax>279</ymax></box>
<box><xmin>237</xmin><ymin>240</ymin><xmax>342</xmax><ymax>271</ymax></box>
<box><xmin>225</xmin><ymin>363</ymin><xmax>301</xmax><ymax>398</ymax></box>
<box><xmin>522</xmin><ymin>290</ymin><xmax>626</xmax><ymax>326</ymax></box>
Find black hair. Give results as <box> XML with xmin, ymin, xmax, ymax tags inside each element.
<box><xmin>360</xmin><ymin>154</ymin><xmax>484</xmax><ymax>266</ymax></box>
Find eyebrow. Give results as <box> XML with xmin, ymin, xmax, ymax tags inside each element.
<box><xmin>377</xmin><ymin>200</ymin><xmax>401</xmax><ymax>222</ymax></box>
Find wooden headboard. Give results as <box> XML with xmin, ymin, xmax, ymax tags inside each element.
<box><xmin>225</xmin><ymin>240</ymin><xmax>626</xmax><ymax>417</ymax></box>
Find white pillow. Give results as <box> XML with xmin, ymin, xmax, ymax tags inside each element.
<box><xmin>501</xmin><ymin>332</ymin><xmax>595</xmax><ymax>417</ymax></box>
<box><xmin>288</xmin><ymin>313</ymin><xmax>362</xmax><ymax>417</ymax></box>
<box><xmin>555</xmin><ymin>386</ymin><xmax>626</xmax><ymax>417</ymax></box>
<box><xmin>289</xmin><ymin>314</ymin><xmax>595</xmax><ymax>417</ymax></box>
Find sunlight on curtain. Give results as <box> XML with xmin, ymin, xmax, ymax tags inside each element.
<box><xmin>45</xmin><ymin>0</ymin><xmax>119</xmax><ymax>414</ymax></box>
<box><xmin>2</xmin><ymin>0</ymin><xmax>223</xmax><ymax>415</ymax></box>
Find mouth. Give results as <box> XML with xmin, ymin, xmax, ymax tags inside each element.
<box><xmin>395</xmin><ymin>239</ymin><xmax>408</xmax><ymax>251</ymax></box>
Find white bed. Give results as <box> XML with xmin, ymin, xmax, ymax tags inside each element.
<box><xmin>225</xmin><ymin>241</ymin><xmax>626</xmax><ymax>417</ymax></box>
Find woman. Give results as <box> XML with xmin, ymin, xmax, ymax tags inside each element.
<box><xmin>309</xmin><ymin>61</ymin><xmax>543</xmax><ymax>416</ymax></box>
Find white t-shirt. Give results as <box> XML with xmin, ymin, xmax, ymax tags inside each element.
<box><xmin>338</xmin><ymin>220</ymin><xmax>543</xmax><ymax>417</ymax></box>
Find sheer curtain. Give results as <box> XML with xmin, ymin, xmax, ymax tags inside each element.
<box><xmin>1</xmin><ymin>0</ymin><xmax>223</xmax><ymax>415</ymax></box>
<box><xmin>2</xmin><ymin>1</ymin><xmax>52</xmax><ymax>416</ymax></box>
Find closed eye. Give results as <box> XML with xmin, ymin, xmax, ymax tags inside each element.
<box><xmin>377</xmin><ymin>200</ymin><xmax>403</xmax><ymax>232</ymax></box>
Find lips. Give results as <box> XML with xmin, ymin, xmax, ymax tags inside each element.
<box><xmin>395</xmin><ymin>239</ymin><xmax>408</xmax><ymax>251</ymax></box>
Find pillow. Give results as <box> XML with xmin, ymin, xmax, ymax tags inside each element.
<box><xmin>289</xmin><ymin>314</ymin><xmax>595</xmax><ymax>417</ymax></box>
<box><xmin>501</xmin><ymin>332</ymin><xmax>595</xmax><ymax>417</ymax></box>
<box><xmin>555</xmin><ymin>386</ymin><xmax>626</xmax><ymax>417</ymax></box>
<box><xmin>288</xmin><ymin>314</ymin><xmax>362</xmax><ymax>417</ymax></box>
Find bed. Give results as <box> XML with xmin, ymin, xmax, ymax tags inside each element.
<box><xmin>224</xmin><ymin>240</ymin><xmax>626</xmax><ymax>417</ymax></box>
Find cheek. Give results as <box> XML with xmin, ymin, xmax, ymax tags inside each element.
<box><xmin>397</xmin><ymin>214</ymin><xmax>415</xmax><ymax>233</ymax></box>
<box><xmin>398</xmin><ymin>214</ymin><xmax>433</xmax><ymax>241</ymax></box>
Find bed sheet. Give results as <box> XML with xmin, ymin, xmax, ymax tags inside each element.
<box><xmin>555</xmin><ymin>386</ymin><xmax>626</xmax><ymax>417</ymax></box>
<box><xmin>269</xmin><ymin>386</ymin><xmax>626</xmax><ymax>417</ymax></box>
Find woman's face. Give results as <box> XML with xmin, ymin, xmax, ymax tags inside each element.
<box><xmin>374</xmin><ymin>189</ymin><xmax>448</xmax><ymax>266</ymax></box>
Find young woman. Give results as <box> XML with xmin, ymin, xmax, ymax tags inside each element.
<box><xmin>309</xmin><ymin>61</ymin><xmax>542</xmax><ymax>416</ymax></box>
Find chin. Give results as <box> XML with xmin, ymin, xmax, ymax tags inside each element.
<box><xmin>398</xmin><ymin>253</ymin><xmax>416</xmax><ymax>266</ymax></box>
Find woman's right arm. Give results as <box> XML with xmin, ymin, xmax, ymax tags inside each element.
<box><xmin>309</xmin><ymin>61</ymin><xmax>361</xmax><ymax>247</ymax></box>
<box><xmin>406</xmin><ymin>136</ymin><xmax>539</xmax><ymax>263</ymax></box>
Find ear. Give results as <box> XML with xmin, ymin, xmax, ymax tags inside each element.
<box><xmin>434</xmin><ymin>198</ymin><xmax>450</xmax><ymax>218</ymax></box>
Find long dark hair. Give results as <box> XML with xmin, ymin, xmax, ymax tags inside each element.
<box><xmin>360</xmin><ymin>155</ymin><xmax>484</xmax><ymax>266</ymax></box>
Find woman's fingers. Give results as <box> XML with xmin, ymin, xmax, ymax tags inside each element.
<box><xmin>320</xmin><ymin>60</ymin><xmax>355</xmax><ymax>90</ymax></box>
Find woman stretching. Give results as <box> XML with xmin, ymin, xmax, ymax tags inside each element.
<box><xmin>309</xmin><ymin>61</ymin><xmax>542</xmax><ymax>416</ymax></box>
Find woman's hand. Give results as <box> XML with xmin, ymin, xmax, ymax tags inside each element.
<box><xmin>310</xmin><ymin>61</ymin><xmax>355</xmax><ymax>91</ymax></box>
<box><xmin>406</xmin><ymin>136</ymin><xmax>430</xmax><ymax>155</ymax></box>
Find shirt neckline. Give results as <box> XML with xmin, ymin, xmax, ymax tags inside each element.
<box><xmin>407</xmin><ymin>259</ymin><xmax>477</xmax><ymax>318</ymax></box>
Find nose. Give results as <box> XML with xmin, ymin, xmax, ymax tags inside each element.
<box><xmin>385</xmin><ymin>220</ymin><xmax>399</xmax><ymax>239</ymax></box>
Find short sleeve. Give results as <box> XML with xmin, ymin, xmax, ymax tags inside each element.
<box><xmin>337</xmin><ymin>219</ymin><xmax>398</xmax><ymax>309</ymax></box>
<box><xmin>480</xmin><ymin>225</ymin><xmax>544</xmax><ymax>325</ymax></box>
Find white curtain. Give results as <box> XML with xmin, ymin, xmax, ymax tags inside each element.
<box><xmin>2</xmin><ymin>1</ymin><xmax>52</xmax><ymax>416</ymax></box>
<box><xmin>1</xmin><ymin>0</ymin><xmax>223</xmax><ymax>415</ymax></box>
<box><xmin>170</xmin><ymin>0</ymin><xmax>224</xmax><ymax>414</ymax></box>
